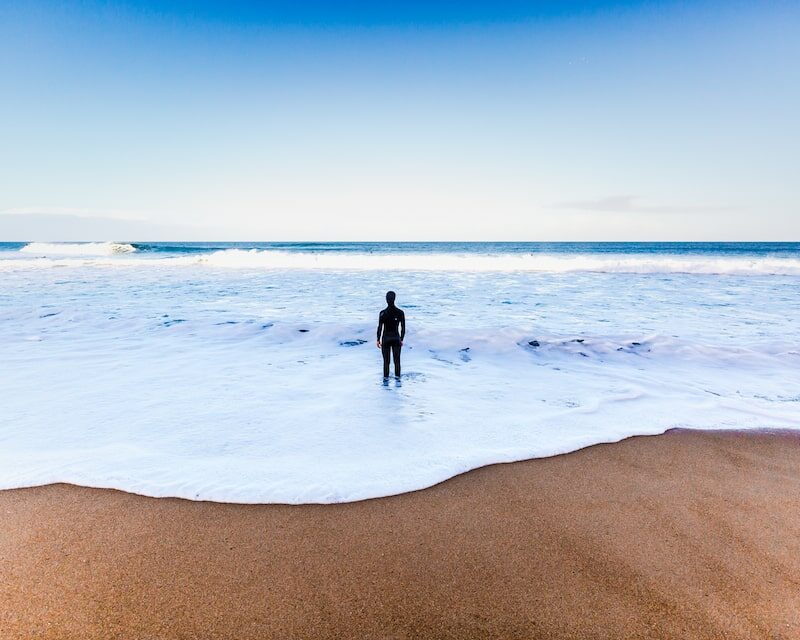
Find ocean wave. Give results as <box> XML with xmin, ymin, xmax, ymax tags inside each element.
<box><xmin>19</xmin><ymin>242</ymin><xmax>137</xmax><ymax>256</ymax></box>
<box><xmin>4</xmin><ymin>247</ymin><xmax>800</xmax><ymax>275</ymax></box>
<box><xmin>195</xmin><ymin>249</ymin><xmax>800</xmax><ymax>275</ymax></box>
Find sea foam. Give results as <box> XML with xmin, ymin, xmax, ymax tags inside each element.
<box><xmin>5</xmin><ymin>246</ymin><xmax>800</xmax><ymax>275</ymax></box>
<box><xmin>20</xmin><ymin>242</ymin><xmax>137</xmax><ymax>256</ymax></box>
<box><xmin>196</xmin><ymin>249</ymin><xmax>800</xmax><ymax>275</ymax></box>
<box><xmin>1</xmin><ymin>245</ymin><xmax>799</xmax><ymax>503</ymax></box>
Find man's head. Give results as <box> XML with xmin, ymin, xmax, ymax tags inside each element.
<box><xmin>386</xmin><ymin>290</ymin><xmax>396</xmax><ymax>306</ymax></box>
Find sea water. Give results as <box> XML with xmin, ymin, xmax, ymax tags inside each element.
<box><xmin>1</xmin><ymin>242</ymin><xmax>799</xmax><ymax>503</ymax></box>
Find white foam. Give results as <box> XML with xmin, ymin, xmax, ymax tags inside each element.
<box><xmin>19</xmin><ymin>242</ymin><xmax>137</xmax><ymax>256</ymax></box>
<box><xmin>1</xmin><ymin>256</ymin><xmax>799</xmax><ymax>504</ymax></box>
<box><xmin>3</xmin><ymin>248</ymin><xmax>800</xmax><ymax>275</ymax></box>
<box><xmin>194</xmin><ymin>249</ymin><xmax>800</xmax><ymax>275</ymax></box>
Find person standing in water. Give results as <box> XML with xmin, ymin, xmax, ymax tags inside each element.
<box><xmin>376</xmin><ymin>290</ymin><xmax>405</xmax><ymax>378</ymax></box>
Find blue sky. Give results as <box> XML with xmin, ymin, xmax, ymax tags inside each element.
<box><xmin>0</xmin><ymin>1</ymin><xmax>797</xmax><ymax>240</ymax></box>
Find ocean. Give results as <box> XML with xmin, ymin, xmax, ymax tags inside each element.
<box><xmin>1</xmin><ymin>241</ymin><xmax>799</xmax><ymax>503</ymax></box>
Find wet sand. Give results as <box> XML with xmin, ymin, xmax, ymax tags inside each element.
<box><xmin>2</xmin><ymin>429</ymin><xmax>800</xmax><ymax>639</ymax></box>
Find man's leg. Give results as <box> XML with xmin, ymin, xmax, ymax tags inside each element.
<box><xmin>392</xmin><ymin>342</ymin><xmax>401</xmax><ymax>377</ymax></box>
<box><xmin>382</xmin><ymin>342</ymin><xmax>391</xmax><ymax>377</ymax></box>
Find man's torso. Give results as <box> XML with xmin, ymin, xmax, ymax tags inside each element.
<box><xmin>380</xmin><ymin>306</ymin><xmax>404</xmax><ymax>341</ymax></box>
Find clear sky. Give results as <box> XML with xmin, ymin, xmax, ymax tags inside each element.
<box><xmin>0</xmin><ymin>1</ymin><xmax>797</xmax><ymax>241</ymax></box>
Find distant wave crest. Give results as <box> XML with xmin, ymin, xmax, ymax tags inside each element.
<box><xmin>20</xmin><ymin>242</ymin><xmax>137</xmax><ymax>256</ymax></box>
<box><xmin>195</xmin><ymin>249</ymin><xmax>800</xmax><ymax>275</ymax></box>
<box><xmin>5</xmin><ymin>246</ymin><xmax>800</xmax><ymax>275</ymax></box>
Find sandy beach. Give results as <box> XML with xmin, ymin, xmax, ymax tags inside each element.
<box><xmin>2</xmin><ymin>429</ymin><xmax>799</xmax><ymax>639</ymax></box>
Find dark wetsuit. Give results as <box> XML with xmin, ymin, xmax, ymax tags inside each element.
<box><xmin>377</xmin><ymin>305</ymin><xmax>405</xmax><ymax>377</ymax></box>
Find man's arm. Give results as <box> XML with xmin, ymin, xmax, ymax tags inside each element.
<box><xmin>400</xmin><ymin>310</ymin><xmax>406</xmax><ymax>342</ymax></box>
<box><xmin>376</xmin><ymin>311</ymin><xmax>383</xmax><ymax>346</ymax></box>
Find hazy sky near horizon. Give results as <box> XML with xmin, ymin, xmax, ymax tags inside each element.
<box><xmin>1</xmin><ymin>1</ymin><xmax>798</xmax><ymax>241</ymax></box>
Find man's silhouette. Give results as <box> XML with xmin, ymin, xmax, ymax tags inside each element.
<box><xmin>376</xmin><ymin>291</ymin><xmax>405</xmax><ymax>378</ymax></box>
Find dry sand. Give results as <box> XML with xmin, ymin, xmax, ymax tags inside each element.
<box><xmin>2</xmin><ymin>429</ymin><xmax>800</xmax><ymax>639</ymax></box>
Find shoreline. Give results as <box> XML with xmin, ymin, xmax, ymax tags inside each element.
<box><xmin>2</xmin><ymin>428</ymin><xmax>800</xmax><ymax>639</ymax></box>
<box><xmin>7</xmin><ymin>426</ymin><xmax>800</xmax><ymax>506</ymax></box>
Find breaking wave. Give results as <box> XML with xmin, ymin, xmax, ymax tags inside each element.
<box><xmin>20</xmin><ymin>242</ymin><xmax>137</xmax><ymax>256</ymax></box>
<box><xmin>4</xmin><ymin>247</ymin><xmax>800</xmax><ymax>275</ymax></box>
<box><xmin>194</xmin><ymin>249</ymin><xmax>800</xmax><ymax>275</ymax></box>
